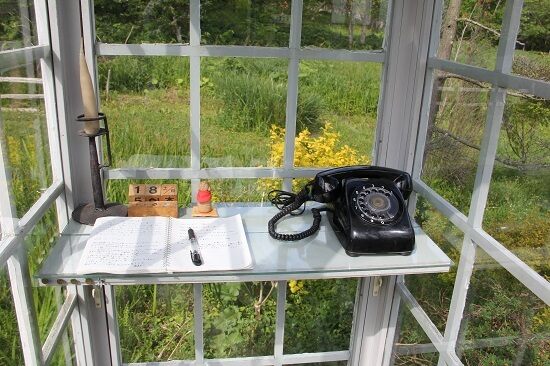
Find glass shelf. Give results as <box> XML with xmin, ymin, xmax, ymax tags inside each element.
<box><xmin>37</xmin><ymin>205</ymin><xmax>452</xmax><ymax>285</ymax></box>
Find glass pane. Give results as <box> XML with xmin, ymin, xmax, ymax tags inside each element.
<box><xmin>406</xmin><ymin>197</ymin><xmax>462</xmax><ymax>332</ymax></box>
<box><xmin>97</xmin><ymin>56</ymin><xmax>190</xmax><ymax>169</ymax></box>
<box><xmin>49</xmin><ymin>332</ymin><xmax>75</xmax><ymax>366</ymax></box>
<box><xmin>0</xmin><ymin>0</ymin><xmax>38</xmax><ymax>50</ymax></box>
<box><xmin>0</xmin><ymin>268</ymin><xmax>24</xmax><ymax>365</ymax></box>
<box><xmin>26</xmin><ymin>206</ymin><xmax>60</xmax><ymax>342</ymax></box>
<box><xmin>438</xmin><ymin>0</ymin><xmax>503</xmax><ymax>69</ymax></box>
<box><xmin>513</xmin><ymin>0</ymin><xmax>550</xmax><ymax>80</ymax></box>
<box><xmin>392</xmin><ymin>305</ymin><xmax>439</xmax><ymax>366</ymax></box>
<box><xmin>116</xmin><ymin>284</ymin><xmax>195</xmax><ymax>362</ymax></box>
<box><xmin>203</xmin><ymin>282</ymin><xmax>276</xmax><ymax>357</ymax></box>
<box><xmin>301</xmin><ymin>0</ymin><xmax>387</xmax><ymax>50</ymax></box>
<box><xmin>458</xmin><ymin>246</ymin><xmax>549</xmax><ymax>365</ymax></box>
<box><xmin>284</xmin><ymin>279</ymin><xmax>356</xmax><ymax>353</ymax></box>
<box><xmin>204</xmin><ymin>179</ymin><xmax>276</xmax><ymax>204</ymax></box>
<box><xmin>482</xmin><ymin>93</ymin><xmax>549</xmax><ymax>277</ymax></box>
<box><xmin>94</xmin><ymin>1</ymin><xmax>190</xmax><ymax>44</ymax></box>
<box><xmin>201</xmin><ymin>57</ymin><xmax>287</xmax><ymax>168</ymax></box>
<box><xmin>1</xmin><ymin>64</ymin><xmax>53</xmax><ymax>216</ymax></box>
<box><xmin>0</xmin><ymin>202</ymin><xmax>60</xmax><ymax>365</ymax></box>
<box><xmin>421</xmin><ymin>70</ymin><xmax>490</xmax><ymax>215</ymax></box>
<box><xmin>289</xmin><ymin>60</ymin><xmax>379</xmax><ymax>172</ymax></box>
<box><xmin>201</xmin><ymin>1</ymin><xmax>290</xmax><ymax>47</ymax></box>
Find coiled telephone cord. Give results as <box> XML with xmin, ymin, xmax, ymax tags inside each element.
<box><xmin>267</xmin><ymin>184</ymin><xmax>327</xmax><ymax>241</ymax></box>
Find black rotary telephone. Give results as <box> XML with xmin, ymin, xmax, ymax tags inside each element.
<box><xmin>268</xmin><ymin>165</ymin><xmax>415</xmax><ymax>256</ymax></box>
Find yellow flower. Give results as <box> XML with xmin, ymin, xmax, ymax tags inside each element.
<box><xmin>258</xmin><ymin>122</ymin><xmax>369</xmax><ymax>193</ymax></box>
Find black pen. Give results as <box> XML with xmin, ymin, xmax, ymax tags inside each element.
<box><xmin>188</xmin><ymin>228</ymin><xmax>203</xmax><ymax>266</ymax></box>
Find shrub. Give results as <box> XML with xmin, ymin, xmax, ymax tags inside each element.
<box><xmin>259</xmin><ymin>122</ymin><xmax>369</xmax><ymax>193</ymax></box>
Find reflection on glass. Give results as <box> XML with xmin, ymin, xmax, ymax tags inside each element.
<box><xmin>421</xmin><ymin>71</ymin><xmax>489</xmax><ymax>215</ymax></box>
<box><xmin>458</xmin><ymin>246</ymin><xmax>549</xmax><ymax>365</ymax></box>
<box><xmin>25</xmin><ymin>206</ymin><xmax>65</xmax><ymax>358</ymax></box>
<box><xmin>201</xmin><ymin>58</ymin><xmax>287</xmax><ymax>168</ymax></box>
<box><xmin>0</xmin><ymin>268</ymin><xmax>24</xmax><ymax>364</ymax></box>
<box><xmin>1</xmin><ymin>64</ymin><xmax>53</xmax><ymax>216</ymax></box>
<box><xmin>392</xmin><ymin>305</ymin><xmax>438</xmax><ymax>365</ymax></box>
<box><xmin>513</xmin><ymin>1</ymin><xmax>550</xmax><ymax>80</ymax></box>
<box><xmin>50</xmin><ymin>332</ymin><xmax>75</xmax><ymax>366</ymax></box>
<box><xmin>284</xmin><ymin>279</ymin><xmax>356</xmax><ymax>354</ymax></box>
<box><xmin>206</xmin><ymin>179</ymin><xmax>275</xmax><ymax>203</ymax></box>
<box><xmin>482</xmin><ymin>93</ymin><xmax>549</xmax><ymax>277</ymax></box>
<box><xmin>302</xmin><ymin>0</ymin><xmax>387</xmax><ymax>50</ymax></box>
<box><xmin>438</xmin><ymin>0</ymin><xmax>502</xmax><ymax>69</ymax></box>
<box><xmin>94</xmin><ymin>1</ymin><xmax>190</xmax><ymax>43</ymax></box>
<box><xmin>201</xmin><ymin>1</ymin><xmax>290</xmax><ymax>46</ymax></box>
<box><xmin>97</xmin><ymin>56</ymin><xmax>190</xmax><ymax>169</ymax></box>
<box><xmin>291</xmin><ymin>60</ymin><xmax>379</xmax><ymax>170</ymax></box>
<box><xmin>116</xmin><ymin>284</ymin><xmax>195</xmax><ymax>362</ymax></box>
<box><xmin>407</xmin><ymin>197</ymin><xmax>462</xmax><ymax>332</ymax></box>
<box><xmin>0</xmin><ymin>0</ymin><xmax>37</xmax><ymax>50</ymax></box>
<box><xmin>0</xmin><ymin>198</ymin><xmax>61</xmax><ymax>366</ymax></box>
<box><xmin>203</xmin><ymin>282</ymin><xmax>276</xmax><ymax>358</ymax></box>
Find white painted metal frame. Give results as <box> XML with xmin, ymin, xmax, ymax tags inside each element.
<box><xmin>405</xmin><ymin>0</ymin><xmax>550</xmax><ymax>365</ymax></box>
<box><xmin>0</xmin><ymin>0</ymin><xmax>76</xmax><ymax>365</ymax></box>
<box><xmin>85</xmin><ymin>1</ymin><xmax>399</xmax><ymax>365</ymax></box>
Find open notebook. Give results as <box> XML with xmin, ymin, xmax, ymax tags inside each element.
<box><xmin>77</xmin><ymin>215</ymin><xmax>252</xmax><ymax>274</ymax></box>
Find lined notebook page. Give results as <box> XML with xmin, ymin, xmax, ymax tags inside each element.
<box><xmin>77</xmin><ymin>217</ymin><xmax>169</xmax><ymax>274</ymax></box>
<box><xmin>168</xmin><ymin>214</ymin><xmax>252</xmax><ymax>272</ymax></box>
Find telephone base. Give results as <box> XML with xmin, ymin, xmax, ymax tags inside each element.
<box><xmin>345</xmin><ymin>249</ymin><xmax>413</xmax><ymax>257</ymax></box>
<box><xmin>328</xmin><ymin>210</ymin><xmax>415</xmax><ymax>256</ymax></box>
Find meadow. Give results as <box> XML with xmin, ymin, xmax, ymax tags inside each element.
<box><xmin>0</xmin><ymin>37</ymin><xmax>548</xmax><ymax>366</ymax></box>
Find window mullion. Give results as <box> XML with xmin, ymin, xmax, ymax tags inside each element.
<box><xmin>190</xmin><ymin>0</ymin><xmax>201</xmax><ymax>199</ymax></box>
<box><xmin>274</xmin><ymin>280</ymin><xmax>287</xmax><ymax>366</ymax></box>
<box><xmin>194</xmin><ymin>283</ymin><xmax>204</xmax><ymax>365</ymax></box>
<box><xmin>35</xmin><ymin>0</ymin><xmax>70</xmax><ymax>230</ymax></box>
<box><xmin>282</xmin><ymin>0</ymin><xmax>303</xmax><ymax>191</ymax></box>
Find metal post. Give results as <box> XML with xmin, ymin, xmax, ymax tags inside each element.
<box><xmin>47</xmin><ymin>1</ymin><xmax>113</xmax><ymax>364</ymax></box>
<box><xmin>368</xmin><ymin>0</ymin><xmax>436</xmax><ymax>364</ymax></box>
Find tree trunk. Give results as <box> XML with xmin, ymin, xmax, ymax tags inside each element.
<box><xmin>424</xmin><ymin>0</ymin><xmax>463</xmax><ymax>161</ymax></box>
<box><xmin>346</xmin><ymin>0</ymin><xmax>354</xmax><ymax>49</ymax></box>
<box><xmin>360</xmin><ymin>0</ymin><xmax>372</xmax><ymax>45</ymax></box>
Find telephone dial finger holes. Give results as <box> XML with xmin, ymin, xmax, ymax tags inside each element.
<box><xmin>353</xmin><ymin>186</ymin><xmax>399</xmax><ymax>224</ymax></box>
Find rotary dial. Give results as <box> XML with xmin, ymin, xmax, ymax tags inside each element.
<box><xmin>352</xmin><ymin>185</ymin><xmax>399</xmax><ymax>224</ymax></box>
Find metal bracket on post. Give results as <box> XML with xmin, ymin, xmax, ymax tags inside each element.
<box><xmin>92</xmin><ymin>285</ymin><xmax>103</xmax><ymax>308</ymax></box>
<box><xmin>373</xmin><ymin>277</ymin><xmax>383</xmax><ymax>297</ymax></box>
<box><xmin>349</xmin><ymin>277</ymin><xmax>397</xmax><ymax>366</ymax></box>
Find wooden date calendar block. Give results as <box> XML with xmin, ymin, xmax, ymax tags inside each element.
<box><xmin>128</xmin><ymin>184</ymin><xmax>178</xmax><ymax>217</ymax></box>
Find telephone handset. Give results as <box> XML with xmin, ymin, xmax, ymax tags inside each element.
<box><xmin>268</xmin><ymin>165</ymin><xmax>415</xmax><ymax>256</ymax></box>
